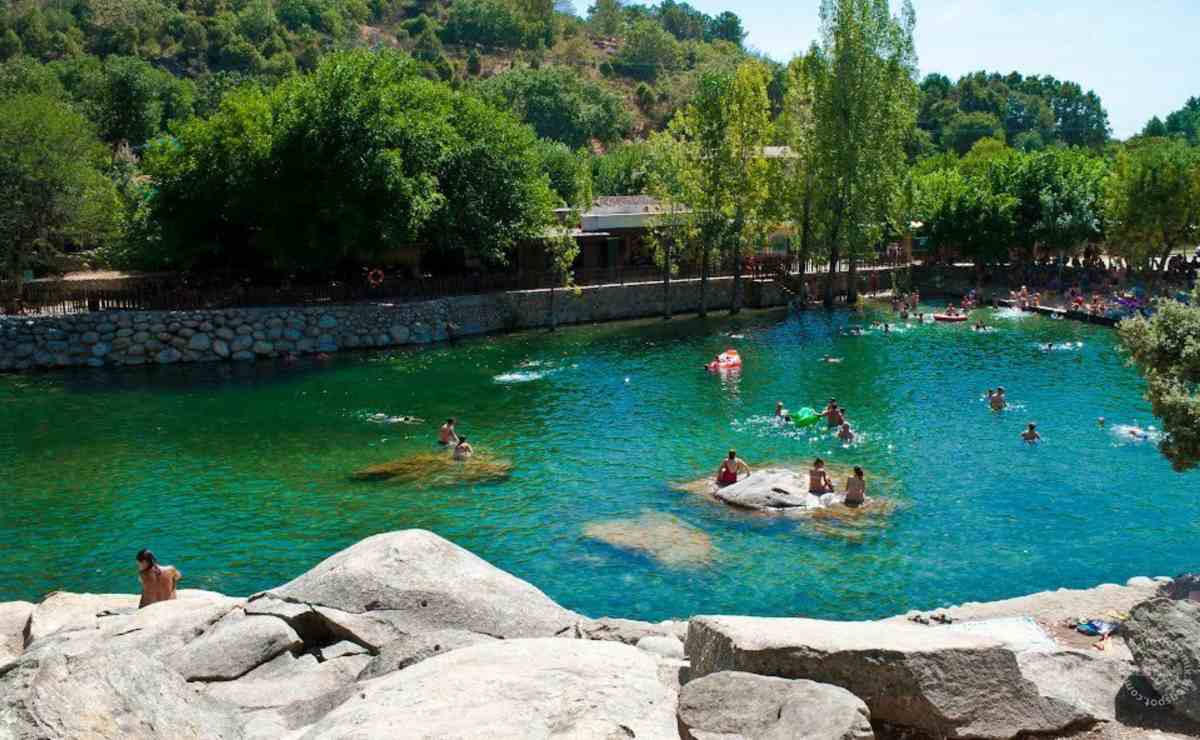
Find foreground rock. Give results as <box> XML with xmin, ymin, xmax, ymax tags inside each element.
<box><xmin>1159</xmin><ymin>573</ymin><xmax>1200</xmax><ymax>601</ymax></box>
<box><xmin>356</xmin><ymin>629</ymin><xmax>498</xmax><ymax>680</ymax></box>
<box><xmin>0</xmin><ymin>649</ymin><xmax>243</xmax><ymax>739</ymax></box>
<box><xmin>687</xmin><ymin>615</ymin><xmax>1097</xmax><ymax>738</ymax></box>
<box><xmin>165</xmin><ymin>606</ymin><xmax>303</xmax><ymax>681</ymax></box>
<box><xmin>0</xmin><ymin>600</ymin><xmax>33</xmax><ymax>664</ymax></box>
<box><xmin>263</xmin><ymin>530</ymin><xmax>580</xmax><ymax>642</ymax></box>
<box><xmin>293</xmin><ymin>638</ymin><xmax>677</xmax><ymax>739</ymax></box>
<box><xmin>1122</xmin><ymin>597</ymin><xmax>1200</xmax><ymax>722</ymax></box>
<box><xmin>678</xmin><ymin>671</ymin><xmax>873</xmax><ymax>740</ymax></box>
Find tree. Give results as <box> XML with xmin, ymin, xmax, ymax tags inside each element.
<box><xmin>477</xmin><ymin>65</ymin><xmax>631</xmax><ymax>148</ymax></box>
<box><xmin>587</xmin><ymin>0</ymin><xmax>624</xmax><ymax>37</ymax></box>
<box><xmin>1105</xmin><ymin>138</ymin><xmax>1200</xmax><ymax>282</ymax></box>
<box><xmin>1164</xmin><ymin>96</ymin><xmax>1200</xmax><ymax>145</ymax></box>
<box><xmin>778</xmin><ymin>50</ymin><xmax>822</xmax><ymax>284</ymax></box>
<box><xmin>1118</xmin><ymin>288</ymin><xmax>1200</xmax><ymax>472</ymax></box>
<box><xmin>645</xmin><ymin>129</ymin><xmax>695</xmax><ymax>319</ymax></box>
<box><xmin>612</xmin><ymin>19</ymin><xmax>680</xmax><ymax>81</ymax></box>
<box><xmin>943</xmin><ymin>111</ymin><xmax>1004</xmax><ymax>155</ymax></box>
<box><xmin>808</xmin><ymin>0</ymin><xmax>919</xmax><ymax>305</ymax></box>
<box><xmin>1001</xmin><ymin>147</ymin><xmax>1104</xmax><ymax>269</ymax></box>
<box><xmin>443</xmin><ymin>0</ymin><xmax>528</xmax><ymax>49</ymax></box>
<box><xmin>707</xmin><ymin>12</ymin><xmax>745</xmax><ymax>45</ymax></box>
<box><xmin>1141</xmin><ymin>115</ymin><xmax>1168</xmax><ymax>138</ymax></box>
<box><xmin>914</xmin><ymin>165</ymin><xmax>1015</xmax><ymax>272</ymax></box>
<box><xmin>0</xmin><ymin>94</ymin><xmax>119</xmax><ymax>307</ymax></box>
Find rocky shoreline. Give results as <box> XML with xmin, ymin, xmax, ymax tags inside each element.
<box><xmin>0</xmin><ymin>530</ymin><xmax>1196</xmax><ymax>739</ymax></box>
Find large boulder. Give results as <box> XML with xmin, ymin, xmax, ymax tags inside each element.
<box><xmin>678</xmin><ymin>671</ymin><xmax>874</xmax><ymax>740</ymax></box>
<box><xmin>686</xmin><ymin>616</ymin><xmax>1096</xmax><ymax>738</ymax></box>
<box><xmin>0</xmin><ymin>601</ymin><xmax>33</xmax><ymax>664</ymax></box>
<box><xmin>25</xmin><ymin>592</ymin><xmax>138</xmax><ymax>644</ymax></box>
<box><xmin>1122</xmin><ymin>597</ymin><xmax>1200</xmax><ymax>722</ymax></box>
<box><xmin>0</xmin><ymin>649</ymin><xmax>243</xmax><ymax>739</ymax></box>
<box><xmin>1159</xmin><ymin>574</ymin><xmax>1200</xmax><ymax>602</ymax></box>
<box><xmin>1015</xmin><ymin>650</ymin><xmax>1133</xmax><ymax>723</ymax></box>
<box><xmin>293</xmin><ymin>638</ymin><xmax>677</xmax><ymax>739</ymax></box>
<box><xmin>165</xmin><ymin>606</ymin><xmax>303</xmax><ymax>681</ymax></box>
<box><xmin>203</xmin><ymin>650</ymin><xmax>371</xmax><ymax>710</ymax></box>
<box><xmin>711</xmin><ymin>469</ymin><xmax>841</xmax><ymax>514</ymax></box>
<box><xmin>263</xmin><ymin>530</ymin><xmax>580</xmax><ymax>641</ymax></box>
<box><xmin>357</xmin><ymin>629</ymin><xmax>498</xmax><ymax>681</ymax></box>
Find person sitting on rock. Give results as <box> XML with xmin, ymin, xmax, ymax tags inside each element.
<box><xmin>453</xmin><ymin>436</ymin><xmax>473</xmax><ymax>460</ymax></box>
<box><xmin>439</xmin><ymin>418</ymin><xmax>459</xmax><ymax>446</ymax></box>
<box><xmin>809</xmin><ymin>458</ymin><xmax>835</xmax><ymax>494</ymax></box>
<box><xmin>136</xmin><ymin>549</ymin><xmax>181</xmax><ymax>609</ymax></box>
<box><xmin>844</xmin><ymin>467</ymin><xmax>867</xmax><ymax>508</ymax></box>
<box><xmin>716</xmin><ymin>450</ymin><xmax>750</xmax><ymax>487</ymax></box>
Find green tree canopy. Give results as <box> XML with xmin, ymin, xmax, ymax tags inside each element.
<box><xmin>943</xmin><ymin>111</ymin><xmax>1004</xmax><ymax>155</ymax></box>
<box><xmin>1104</xmin><ymin>137</ymin><xmax>1200</xmax><ymax>274</ymax></box>
<box><xmin>477</xmin><ymin>65</ymin><xmax>631</xmax><ymax>148</ymax></box>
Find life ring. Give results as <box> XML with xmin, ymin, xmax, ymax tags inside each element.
<box><xmin>367</xmin><ymin>269</ymin><xmax>385</xmax><ymax>288</ymax></box>
<box><xmin>706</xmin><ymin>349</ymin><xmax>743</xmax><ymax>371</ymax></box>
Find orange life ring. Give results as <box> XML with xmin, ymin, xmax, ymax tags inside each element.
<box><xmin>367</xmin><ymin>269</ymin><xmax>385</xmax><ymax>288</ymax></box>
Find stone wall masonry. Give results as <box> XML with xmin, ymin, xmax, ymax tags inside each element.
<box><xmin>0</xmin><ymin>274</ymin><xmax>832</xmax><ymax>373</ymax></box>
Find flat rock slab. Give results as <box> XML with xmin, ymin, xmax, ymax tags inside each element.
<box><xmin>1123</xmin><ymin>597</ymin><xmax>1200</xmax><ymax>722</ymax></box>
<box><xmin>687</xmin><ymin>615</ymin><xmax>1095</xmax><ymax>738</ymax></box>
<box><xmin>25</xmin><ymin>592</ymin><xmax>139</xmax><ymax>643</ymax></box>
<box><xmin>357</xmin><ymin>629</ymin><xmax>498</xmax><ymax>681</ymax></box>
<box><xmin>0</xmin><ymin>649</ymin><xmax>244</xmax><ymax>739</ymax></box>
<box><xmin>678</xmin><ymin>671</ymin><xmax>874</xmax><ymax>740</ymax></box>
<box><xmin>165</xmin><ymin>607</ymin><xmax>302</xmax><ymax>681</ymax></box>
<box><xmin>0</xmin><ymin>601</ymin><xmax>33</xmax><ymax>663</ymax></box>
<box><xmin>204</xmin><ymin>652</ymin><xmax>372</xmax><ymax>710</ymax></box>
<box><xmin>294</xmin><ymin>638</ymin><xmax>677</xmax><ymax>739</ymax></box>
<box><xmin>265</xmin><ymin>529</ymin><xmax>580</xmax><ymax>640</ymax></box>
<box><xmin>583</xmin><ymin>512</ymin><xmax>714</xmax><ymax>567</ymax></box>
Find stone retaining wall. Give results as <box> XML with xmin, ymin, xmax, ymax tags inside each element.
<box><xmin>0</xmin><ymin>275</ymin><xmax>804</xmax><ymax>372</ymax></box>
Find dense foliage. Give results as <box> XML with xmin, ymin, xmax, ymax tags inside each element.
<box><xmin>476</xmin><ymin>65</ymin><xmax>631</xmax><ymax>148</ymax></box>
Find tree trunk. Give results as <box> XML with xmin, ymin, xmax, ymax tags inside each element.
<box><xmin>730</xmin><ymin>245</ymin><xmax>743</xmax><ymax>315</ymax></box>
<box><xmin>824</xmin><ymin>246</ymin><xmax>839</xmax><ymax>307</ymax></box>
<box><xmin>847</xmin><ymin>253</ymin><xmax>859</xmax><ymax>304</ymax></box>
<box><xmin>699</xmin><ymin>249</ymin><xmax>709</xmax><ymax>317</ymax></box>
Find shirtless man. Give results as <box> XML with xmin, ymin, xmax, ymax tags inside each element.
<box><xmin>438</xmin><ymin>418</ymin><xmax>459</xmax><ymax>446</ymax></box>
<box><xmin>136</xmin><ymin>549</ymin><xmax>181</xmax><ymax>609</ymax></box>
<box><xmin>775</xmin><ymin>401</ymin><xmax>785</xmax><ymax>418</ymax></box>
<box><xmin>453</xmin><ymin>436</ymin><xmax>473</xmax><ymax>460</ymax></box>
<box><xmin>990</xmin><ymin>387</ymin><xmax>1007</xmax><ymax>411</ymax></box>
<box><xmin>843</xmin><ymin>467</ymin><xmax>866</xmax><ymax>507</ymax></box>
<box><xmin>716</xmin><ymin>450</ymin><xmax>750</xmax><ymax>487</ymax></box>
<box><xmin>837</xmin><ymin>423</ymin><xmax>855</xmax><ymax>442</ymax></box>
<box><xmin>1022</xmin><ymin>423</ymin><xmax>1041</xmax><ymax>444</ymax></box>
<box><xmin>821</xmin><ymin>399</ymin><xmax>844</xmax><ymax>428</ymax></box>
<box><xmin>809</xmin><ymin>458</ymin><xmax>835</xmax><ymax>494</ymax></box>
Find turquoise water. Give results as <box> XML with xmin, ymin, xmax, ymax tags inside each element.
<box><xmin>1</xmin><ymin>305</ymin><xmax>1195</xmax><ymax>621</ymax></box>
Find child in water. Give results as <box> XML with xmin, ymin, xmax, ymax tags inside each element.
<box><xmin>1022</xmin><ymin>423</ymin><xmax>1041</xmax><ymax>444</ymax></box>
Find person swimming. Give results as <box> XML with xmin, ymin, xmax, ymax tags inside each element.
<box><xmin>837</xmin><ymin>422</ymin><xmax>855</xmax><ymax>443</ymax></box>
<box><xmin>775</xmin><ymin>401</ymin><xmax>785</xmax><ymax>418</ymax></box>
<box><xmin>821</xmin><ymin>355</ymin><xmax>843</xmax><ymax>364</ymax></box>
<box><xmin>1098</xmin><ymin>417</ymin><xmax>1106</xmax><ymax>428</ymax></box>
<box><xmin>716</xmin><ymin>450</ymin><xmax>750</xmax><ymax>487</ymax></box>
<box><xmin>821</xmin><ymin>399</ymin><xmax>844</xmax><ymax>428</ymax></box>
<box><xmin>990</xmin><ymin>387</ymin><xmax>1007</xmax><ymax>411</ymax></box>
<box><xmin>438</xmin><ymin>418</ymin><xmax>459</xmax><ymax>446</ymax></box>
<box><xmin>809</xmin><ymin>458</ymin><xmax>835</xmax><ymax>494</ymax></box>
<box><xmin>844</xmin><ymin>466</ymin><xmax>866</xmax><ymax>507</ymax></box>
<box><xmin>452</xmin><ymin>436</ymin><xmax>473</xmax><ymax>460</ymax></box>
<box><xmin>1022</xmin><ymin>423</ymin><xmax>1041</xmax><ymax>444</ymax></box>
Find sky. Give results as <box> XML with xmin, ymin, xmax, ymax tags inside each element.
<box><xmin>568</xmin><ymin>0</ymin><xmax>1200</xmax><ymax>139</ymax></box>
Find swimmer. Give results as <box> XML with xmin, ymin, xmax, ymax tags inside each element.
<box><xmin>843</xmin><ymin>466</ymin><xmax>866</xmax><ymax>507</ymax></box>
<box><xmin>821</xmin><ymin>355</ymin><xmax>843</xmax><ymax>364</ymax></box>
<box><xmin>808</xmin><ymin>458</ymin><xmax>835</xmax><ymax>494</ymax></box>
<box><xmin>775</xmin><ymin>401</ymin><xmax>785</xmax><ymax>418</ymax></box>
<box><xmin>136</xmin><ymin>549</ymin><xmax>181</xmax><ymax>609</ymax></box>
<box><xmin>1022</xmin><ymin>423</ymin><xmax>1041</xmax><ymax>444</ymax></box>
<box><xmin>882</xmin><ymin>323</ymin><xmax>891</xmax><ymax>334</ymax></box>
<box><xmin>837</xmin><ymin>422</ymin><xmax>855</xmax><ymax>442</ymax></box>
<box><xmin>716</xmin><ymin>449</ymin><xmax>751</xmax><ymax>487</ymax></box>
<box><xmin>1098</xmin><ymin>417</ymin><xmax>1106</xmax><ymax>428</ymax></box>
<box><xmin>452</xmin><ymin>436</ymin><xmax>473</xmax><ymax>460</ymax></box>
<box><xmin>438</xmin><ymin>418</ymin><xmax>459</xmax><ymax>446</ymax></box>
<box><xmin>821</xmin><ymin>399</ymin><xmax>844</xmax><ymax>428</ymax></box>
<box><xmin>990</xmin><ymin>387</ymin><xmax>1007</xmax><ymax>411</ymax></box>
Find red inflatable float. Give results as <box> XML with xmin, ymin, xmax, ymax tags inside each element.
<box><xmin>706</xmin><ymin>349</ymin><xmax>743</xmax><ymax>371</ymax></box>
<box><xmin>933</xmin><ymin>314</ymin><xmax>968</xmax><ymax>323</ymax></box>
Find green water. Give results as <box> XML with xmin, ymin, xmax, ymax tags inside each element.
<box><xmin>1</xmin><ymin>306</ymin><xmax>1195</xmax><ymax>621</ymax></box>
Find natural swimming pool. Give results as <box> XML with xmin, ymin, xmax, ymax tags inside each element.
<box><xmin>1</xmin><ymin>305</ymin><xmax>1195</xmax><ymax>621</ymax></box>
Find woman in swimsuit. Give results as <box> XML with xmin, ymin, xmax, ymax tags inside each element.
<box><xmin>439</xmin><ymin>418</ymin><xmax>459</xmax><ymax>446</ymax></box>
<box><xmin>809</xmin><ymin>458</ymin><xmax>835</xmax><ymax>494</ymax></box>
<box><xmin>844</xmin><ymin>467</ymin><xmax>866</xmax><ymax>507</ymax></box>
<box><xmin>453</xmin><ymin>436</ymin><xmax>473</xmax><ymax>460</ymax></box>
<box><xmin>716</xmin><ymin>450</ymin><xmax>750</xmax><ymax>487</ymax></box>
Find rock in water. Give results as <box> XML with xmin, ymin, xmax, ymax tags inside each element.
<box><xmin>678</xmin><ymin>671</ymin><xmax>874</xmax><ymax>740</ymax></box>
<box><xmin>712</xmin><ymin>468</ymin><xmax>822</xmax><ymax>512</ymax></box>
<box><xmin>583</xmin><ymin>512</ymin><xmax>714</xmax><ymax>567</ymax></box>
<box><xmin>686</xmin><ymin>615</ymin><xmax>1097</xmax><ymax>738</ymax></box>
<box><xmin>1123</xmin><ymin>597</ymin><xmax>1200</xmax><ymax>722</ymax></box>
<box><xmin>292</xmin><ymin>639</ymin><xmax>677</xmax><ymax>739</ymax></box>
<box><xmin>264</xmin><ymin>529</ymin><xmax>580</xmax><ymax>640</ymax></box>
<box><xmin>0</xmin><ymin>649</ymin><xmax>243</xmax><ymax>739</ymax></box>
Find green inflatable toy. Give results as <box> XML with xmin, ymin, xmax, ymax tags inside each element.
<box><xmin>792</xmin><ymin>407</ymin><xmax>821</xmax><ymax>428</ymax></box>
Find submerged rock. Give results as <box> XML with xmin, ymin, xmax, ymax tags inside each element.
<box><xmin>1123</xmin><ymin>597</ymin><xmax>1200</xmax><ymax>722</ymax></box>
<box><xmin>583</xmin><ymin>511</ymin><xmax>714</xmax><ymax>567</ymax></box>
<box><xmin>351</xmin><ymin>450</ymin><xmax>513</xmax><ymax>488</ymax></box>
<box><xmin>677</xmin><ymin>671</ymin><xmax>874</xmax><ymax>740</ymax></box>
<box><xmin>292</xmin><ymin>638</ymin><xmax>677</xmax><ymax>739</ymax></box>
<box><xmin>686</xmin><ymin>615</ymin><xmax>1099</xmax><ymax>738</ymax></box>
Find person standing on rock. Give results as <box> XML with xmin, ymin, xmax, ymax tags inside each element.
<box><xmin>716</xmin><ymin>450</ymin><xmax>750</xmax><ymax>487</ymax></box>
<box><xmin>438</xmin><ymin>418</ymin><xmax>459</xmax><ymax>446</ymax></box>
<box><xmin>136</xmin><ymin>549</ymin><xmax>181</xmax><ymax>609</ymax></box>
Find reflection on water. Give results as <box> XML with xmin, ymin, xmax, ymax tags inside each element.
<box><xmin>0</xmin><ymin>306</ymin><xmax>1195</xmax><ymax>621</ymax></box>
